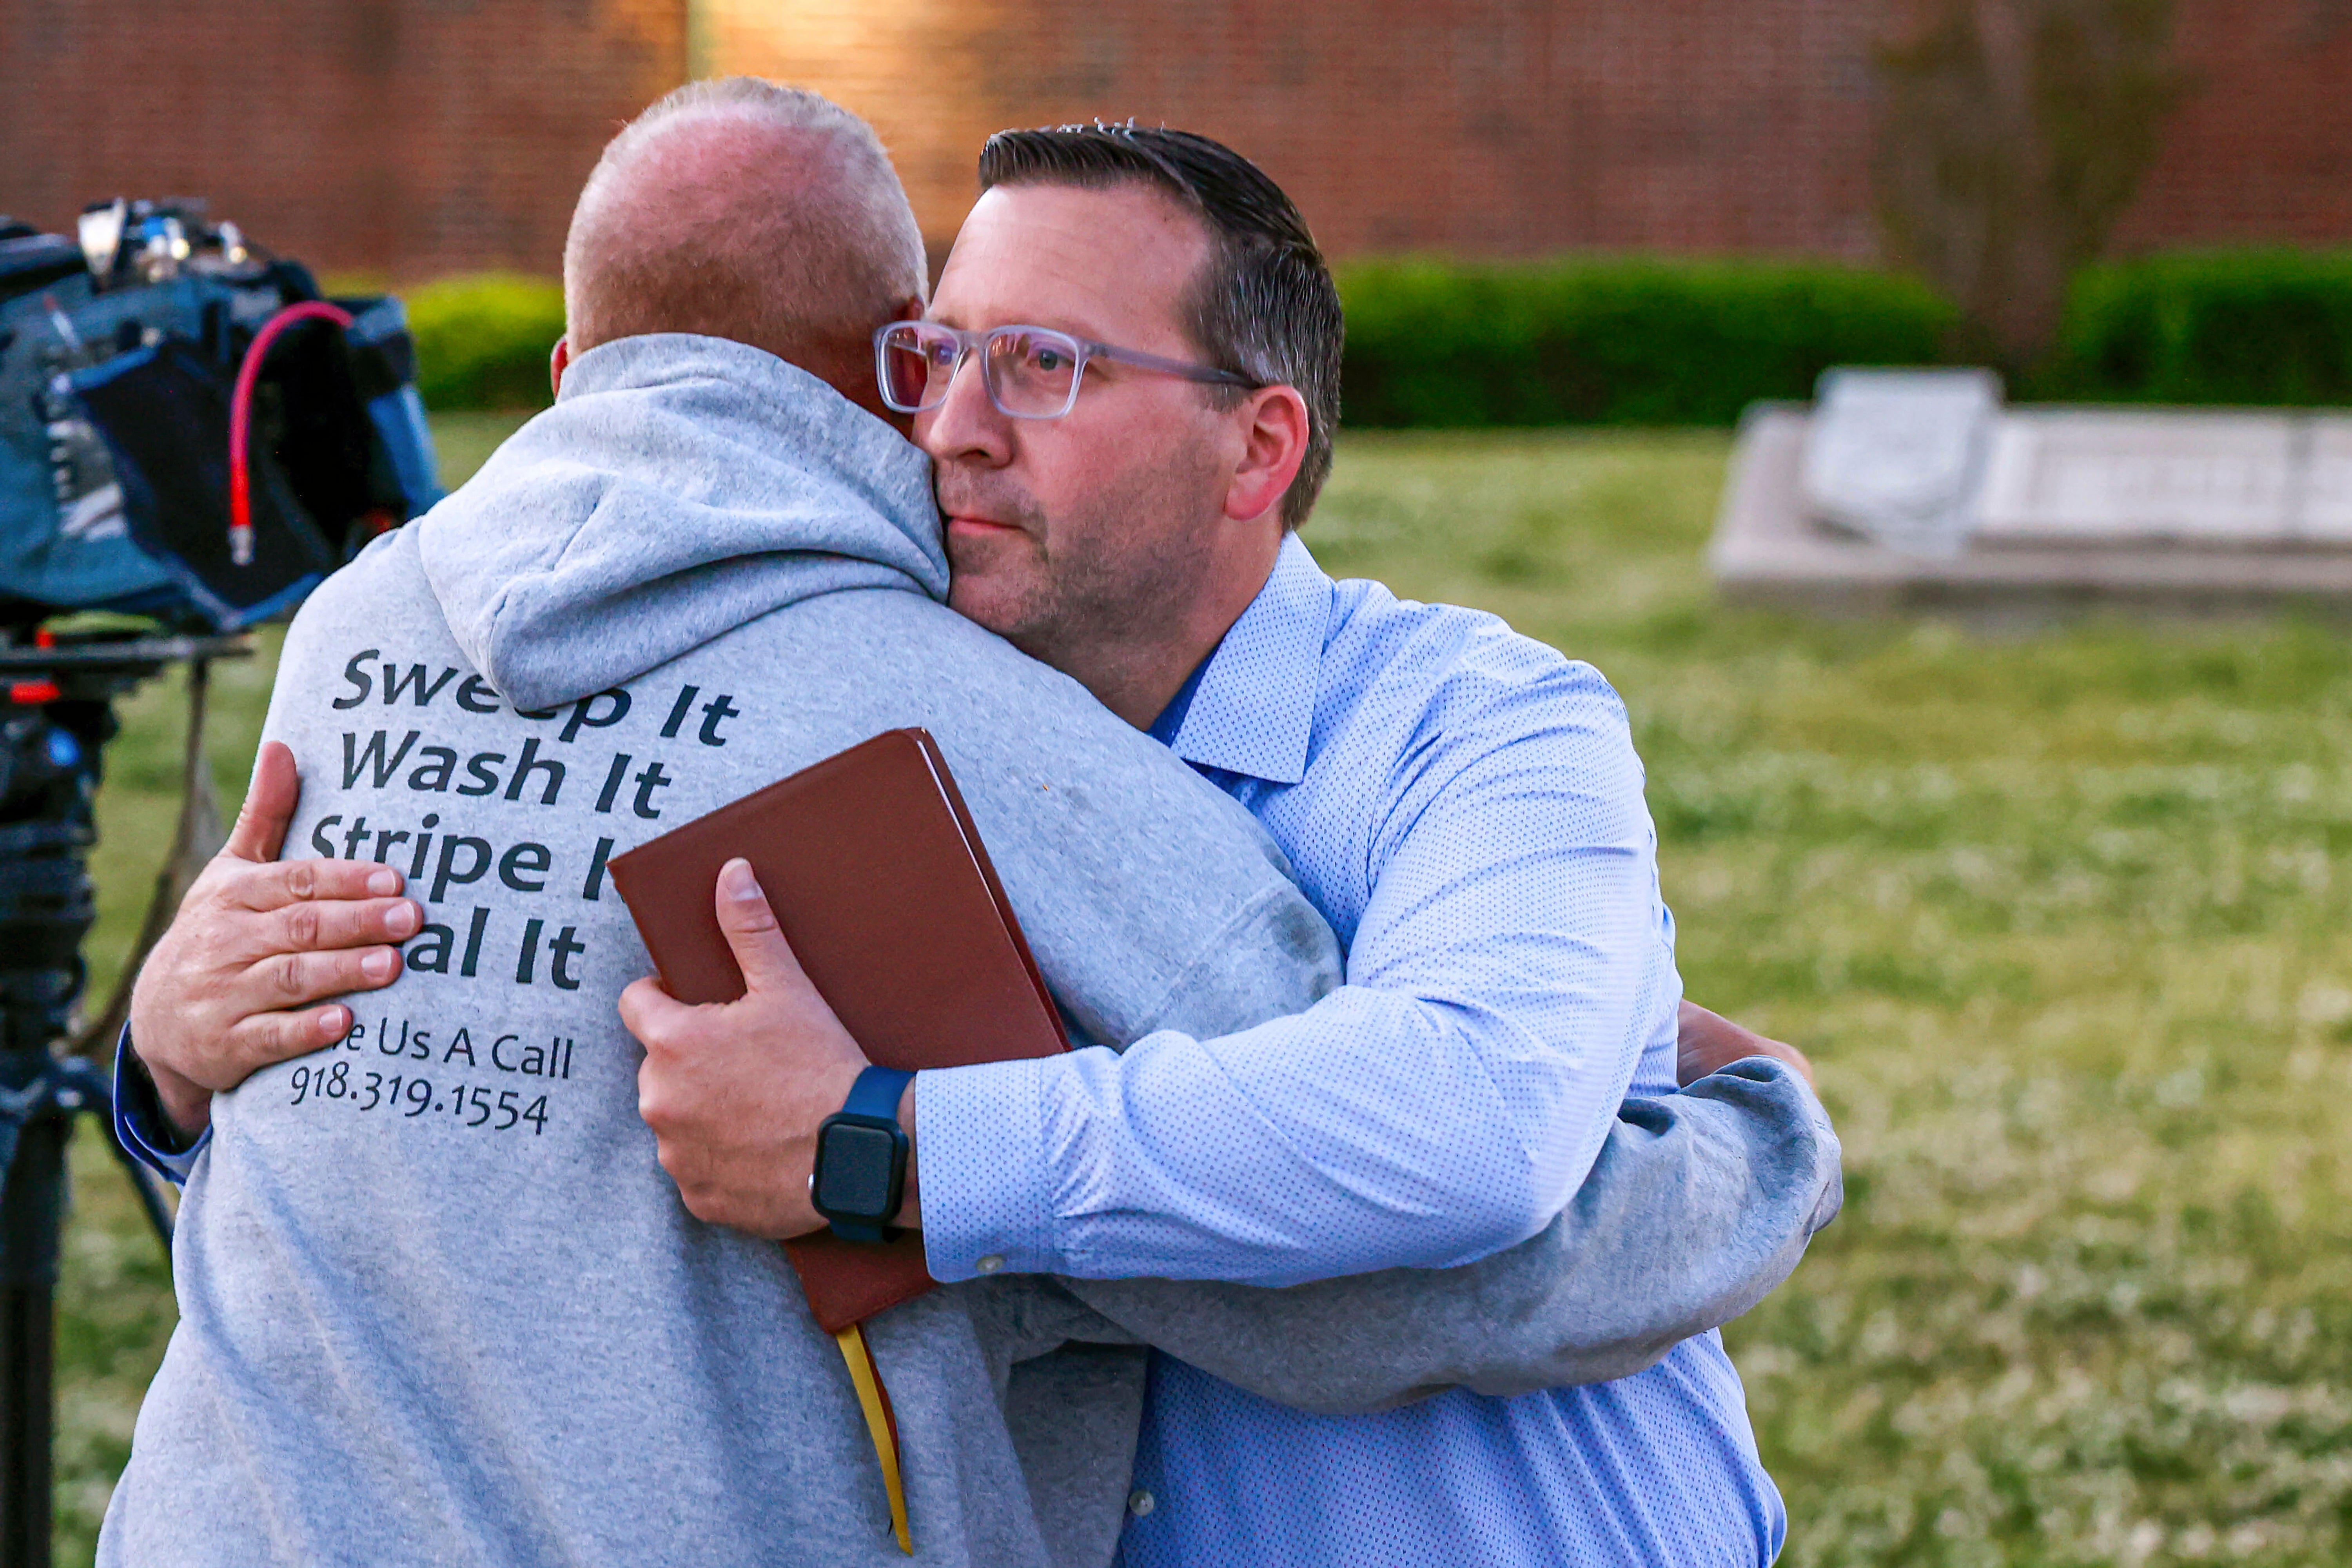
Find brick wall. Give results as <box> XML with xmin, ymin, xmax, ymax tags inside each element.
<box><xmin>0</xmin><ymin>0</ymin><xmax>687</xmax><ymax>279</ymax></box>
<box><xmin>2113</xmin><ymin>0</ymin><xmax>2352</xmax><ymax>251</ymax></box>
<box><xmin>0</xmin><ymin>0</ymin><xmax>2343</xmax><ymax>283</ymax></box>
<box><xmin>715</xmin><ymin>0</ymin><xmax>2352</xmax><ymax>267</ymax></box>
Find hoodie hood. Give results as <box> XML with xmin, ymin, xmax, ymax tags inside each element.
<box><xmin>415</xmin><ymin>332</ymin><xmax>946</xmax><ymax>713</ymax></box>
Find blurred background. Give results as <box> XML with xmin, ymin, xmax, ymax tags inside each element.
<box><xmin>7</xmin><ymin>2</ymin><xmax>2352</xmax><ymax>1564</ymax></box>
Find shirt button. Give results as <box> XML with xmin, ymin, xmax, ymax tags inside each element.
<box><xmin>975</xmin><ymin>1254</ymin><xmax>1004</xmax><ymax>1274</ymax></box>
<box><xmin>1128</xmin><ymin>1490</ymin><xmax>1156</xmax><ymax>1517</ymax></box>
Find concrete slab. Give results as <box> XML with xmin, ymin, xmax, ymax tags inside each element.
<box><xmin>1711</xmin><ymin>407</ymin><xmax>2352</xmax><ymax>620</ymax></box>
<box><xmin>1976</xmin><ymin>410</ymin><xmax>2299</xmax><ymax>546</ymax></box>
<box><xmin>2304</xmin><ymin>417</ymin><xmax>2352</xmax><ymax>543</ymax></box>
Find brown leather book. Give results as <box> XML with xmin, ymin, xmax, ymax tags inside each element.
<box><xmin>609</xmin><ymin>726</ymin><xmax>1069</xmax><ymax>1333</ymax></box>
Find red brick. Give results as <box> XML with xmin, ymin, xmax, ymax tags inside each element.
<box><xmin>0</xmin><ymin>0</ymin><xmax>687</xmax><ymax>279</ymax></box>
<box><xmin>0</xmin><ymin>1</ymin><xmax>2343</xmax><ymax>280</ymax></box>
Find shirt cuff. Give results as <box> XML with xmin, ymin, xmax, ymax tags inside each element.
<box><xmin>113</xmin><ymin>1024</ymin><xmax>209</xmax><ymax>1185</ymax></box>
<box><xmin>916</xmin><ymin>1056</ymin><xmax>1062</xmax><ymax>1281</ymax></box>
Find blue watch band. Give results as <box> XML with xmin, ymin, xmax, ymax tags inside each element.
<box><xmin>842</xmin><ymin>1065</ymin><xmax>914</xmax><ymax>1123</ymax></box>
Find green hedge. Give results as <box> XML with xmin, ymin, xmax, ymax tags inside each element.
<box><xmin>404</xmin><ymin>273</ymin><xmax>565</xmax><ymax>411</ymax></box>
<box><xmin>394</xmin><ymin>249</ymin><xmax>2352</xmax><ymax>420</ymax></box>
<box><xmin>2042</xmin><ymin>249</ymin><xmax>2352</xmax><ymax>407</ymax></box>
<box><xmin>1336</xmin><ymin>257</ymin><xmax>1960</xmax><ymax>428</ymax></box>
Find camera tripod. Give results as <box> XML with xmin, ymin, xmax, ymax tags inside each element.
<box><xmin>0</xmin><ymin>635</ymin><xmax>244</xmax><ymax>1568</ymax></box>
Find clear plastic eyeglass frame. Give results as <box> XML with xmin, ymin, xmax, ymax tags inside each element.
<box><xmin>874</xmin><ymin>319</ymin><xmax>1261</xmax><ymax>421</ymax></box>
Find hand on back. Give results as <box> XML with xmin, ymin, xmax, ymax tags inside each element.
<box><xmin>1675</xmin><ymin>1000</ymin><xmax>1814</xmax><ymax>1089</ymax></box>
<box><xmin>126</xmin><ymin>741</ymin><xmax>418</xmax><ymax>1138</ymax></box>
<box><xmin>126</xmin><ymin>746</ymin><xmax>887</xmax><ymax>1238</ymax></box>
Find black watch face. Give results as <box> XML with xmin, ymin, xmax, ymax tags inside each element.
<box><xmin>814</xmin><ymin>1122</ymin><xmax>902</xmax><ymax>1221</ymax></box>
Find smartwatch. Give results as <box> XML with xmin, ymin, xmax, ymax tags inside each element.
<box><xmin>810</xmin><ymin>1065</ymin><xmax>915</xmax><ymax>1243</ymax></box>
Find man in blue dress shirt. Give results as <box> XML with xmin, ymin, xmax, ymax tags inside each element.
<box><xmin>619</xmin><ymin>125</ymin><xmax>1795</xmax><ymax>1564</ymax></box>
<box><xmin>121</xmin><ymin>116</ymin><xmax>1826</xmax><ymax>1563</ymax></box>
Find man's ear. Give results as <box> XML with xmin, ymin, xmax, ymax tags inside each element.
<box><xmin>549</xmin><ymin>336</ymin><xmax>570</xmax><ymax>399</ymax></box>
<box><xmin>1223</xmin><ymin>385</ymin><xmax>1311</xmax><ymax>526</ymax></box>
<box><xmin>895</xmin><ymin>295</ymin><xmax>924</xmax><ymax>325</ymax></box>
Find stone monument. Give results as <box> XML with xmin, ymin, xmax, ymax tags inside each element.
<box><xmin>1801</xmin><ymin>368</ymin><xmax>2000</xmax><ymax>555</ymax></box>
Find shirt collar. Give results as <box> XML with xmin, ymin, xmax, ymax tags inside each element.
<box><xmin>1145</xmin><ymin>651</ymin><xmax>1210</xmax><ymax>747</ymax></box>
<box><xmin>1163</xmin><ymin>533</ymin><xmax>1331</xmax><ymax>785</ymax></box>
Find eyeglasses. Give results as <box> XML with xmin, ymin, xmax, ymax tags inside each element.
<box><xmin>874</xmin><ymin>320</ymin><xmax>1263</xmax><ymax>421</ymax></box>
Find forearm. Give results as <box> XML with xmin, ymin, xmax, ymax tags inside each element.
<box><xmin>920</xmin><ymin>983</ymin><xmax>1634</xmax><ymax>1288</ymax></box>
<box><xmin>920</xmin><ymin>847</ymin><xmax>1655</xmax><ymax>1287</ymax></box>
<box><xmin>920</xmin><ymin>697</ymin><xmax>1659</xmax><ymax>1288</ymax></box>
<box><xmin>1050</xmin><ymin>1057</ymin><xmax>1842</xmax><ymax>1412</ymax></box>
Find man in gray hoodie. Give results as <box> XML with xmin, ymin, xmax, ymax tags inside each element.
<box><xmin>110</xmin><ymin>83</ymin><xmax>1835</xmax><ymax>1566</ymax></box>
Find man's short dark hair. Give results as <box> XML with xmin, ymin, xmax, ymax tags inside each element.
<box><xmin>977</xmin><ymin>124</ymin><xmax>1342</xmax><ymax>530</ymax></box>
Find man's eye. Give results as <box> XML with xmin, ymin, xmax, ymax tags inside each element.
<box><xmin>1034</xmin><ymin>349</ymin><xmax>1064</xmax><ymax>371</ymax></box>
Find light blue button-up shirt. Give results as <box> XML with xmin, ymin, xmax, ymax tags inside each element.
<box><xmin>920</xmin><ymin>535</ymin><xmax>1784</xmax><ymax>1565</ymax></box>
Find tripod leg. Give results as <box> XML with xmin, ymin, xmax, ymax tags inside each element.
<box><xmin>46</xmin><ymin>1061</ymin><xmax>172</xmax><ymax>1256</ymax></box>
<box><xmin>0</xmin><ymin>1116</ymin><xmax>66</xmax><ymax>1568</ymax></box>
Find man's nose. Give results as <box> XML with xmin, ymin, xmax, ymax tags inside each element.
<box><xmin>915</xmin><ymin>349</ymin><xmax>1013</xmax><ymax>467</ymax></box>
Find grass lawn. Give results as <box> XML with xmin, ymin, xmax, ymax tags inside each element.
<box><xmin>57</xmin><ymin>417</ymin><xmax>2352</xmax><ymax>1565</ymax></box>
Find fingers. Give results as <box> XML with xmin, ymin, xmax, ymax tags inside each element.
<box><xmin>225</xmin><ymin>856</ymin><xmax>404</xmax><ymax>913</ymax></box>
<box><xmin>225</xmin><ymin>742</ymin><xmax>303</xmax><ymax>863</ymax></box>
<box><xmin>636</xmin><ymin>1050</ymin><xmax>678</xmax><ymax>1130</ymax></box>
<box><xmin>222</xmin><ymin>1003</ymin><xmax>359</xmax><ymax>1078</ymax></box>
<box><xmin>249</xmin><ymin>945</ymin><xmax>403</xmax><ymax>1012</ymax></box>
<box><xmin>1675</xmin><ymin>1000</ymin><xmax>1813</xmax><ymax>1088</ymax></box>
<box><xmin>265</xmin><ymin>895</ymin><xmax>421</xmax><ymax>956</ymax></box>
<box><xmin>712</xmin><ymin>859</ymin><xmax>809</xmax><ymax>996</ymax></box>
<box><xmin>619</xmin><ymin>975</ymin><xmax>691</xmax><ymax>1051</ymax></box>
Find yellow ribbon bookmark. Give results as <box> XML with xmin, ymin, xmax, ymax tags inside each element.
<box><xmin>835</xmin><ymin>1324</ymin><xmax>913</xmax><ymax>1554</ymax></box>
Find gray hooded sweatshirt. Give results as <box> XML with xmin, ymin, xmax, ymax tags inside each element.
<box><xmin>102</xmin><ymin>336</ymin><xmax>1838</xmax><ymax>1568</ymax></box>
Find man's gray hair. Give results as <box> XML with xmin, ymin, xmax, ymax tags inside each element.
<box><xmin>564</xmin><ymin>78</ymin><xmax>926</xmax><ymax>359</ymax></box>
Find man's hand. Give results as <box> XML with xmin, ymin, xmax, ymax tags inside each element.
<box><xmin>623</xmin><ymin>858</ymin><xmax>910</xmax><ymax>1239</ymax></box>
<box><xmin>1677</xmin><ymin>1000</ymin><xmax>1813</xmax><ymax>1089</ymax></box>
<box><xmin>126</xmin><ymin>741</ymin><xmax>418</xmax><ymax>1140</ymax></box>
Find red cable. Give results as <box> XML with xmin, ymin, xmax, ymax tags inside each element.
<box><xmin>228</xmin><ymin>300</ymin><xmax>353</xmax><ymax>565</ymax></box>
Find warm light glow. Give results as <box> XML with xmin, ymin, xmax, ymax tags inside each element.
<box><xmin>700</xmin><ymin>0</ymin><xmax>1012</xmax><ymax>254</ymax></box>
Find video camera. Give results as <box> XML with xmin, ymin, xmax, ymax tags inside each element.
<box><xmin>0</xmin><ymin>203</ymin><xmax>444</xmax><ymax>1566</ymax></box>
<box><xmin>0</xmin><ymin>197</ymin><xmax>441</xmax><ymax>635</ymax></box>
